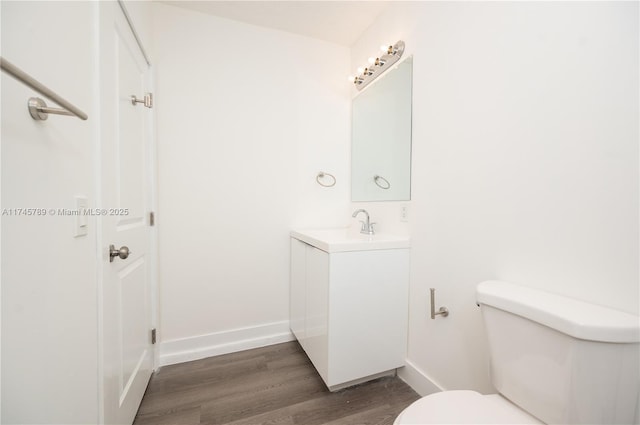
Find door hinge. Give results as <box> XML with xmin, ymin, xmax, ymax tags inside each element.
<box><xmin>151</xmin><ymin>328</ymin><xmax>157</xmax><ymax>345</ymax></box>
<box><xmin>149</xmin><ymin>211</ymin><xmax>155</xmax><ymax>226</ymax></box>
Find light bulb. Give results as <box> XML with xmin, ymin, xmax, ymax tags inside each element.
<box><xmin>357</xmin><ymin>67</ymin><xmax>364</xmax><ymax>74</ymax></box>
<box><xmin>368</xmin><ymin>57</ymin><xmax>376</xmax><ymax>64</ymax></box>
<box><xmin>380</xmin><ymin>44</ymin><xmax>390</xmax><ymax>53</ymax></box>
<box><xmin>347</xmin><ymin>75</ymin><xmax>356</xmax><ymax>83</ymax></box>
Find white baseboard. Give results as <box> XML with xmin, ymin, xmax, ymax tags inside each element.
<box><xmin>159</xmin><ymin>321</ymin><xmax>295</xmax><ymax>367</ymax></box>
<box><xmin>397</xmin><ymin>359</ymin><xmax>444</xmax><ymax>396</ymax></box>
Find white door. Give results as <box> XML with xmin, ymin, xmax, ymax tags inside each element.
<box><xmin>100</xmin><ymin>3</ymin><xmax>154</xmax><ymax>424</ymax></box>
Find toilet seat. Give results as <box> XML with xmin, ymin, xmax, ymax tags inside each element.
<box><xmin>394</xmin><ymin>390</ymin><xmax>543</xmax><ymax>424</ymax></box>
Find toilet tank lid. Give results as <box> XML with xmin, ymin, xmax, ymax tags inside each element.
<box><xmin>476</xmin><ymin>281</ymin><xmax>640</xmax><ymax>343</ymax></box>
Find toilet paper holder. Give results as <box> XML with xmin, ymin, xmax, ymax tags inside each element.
<box><xmin>430</xmin><ymin>288</ymin><xmax>449</xmax><ymax>319</ymax></box>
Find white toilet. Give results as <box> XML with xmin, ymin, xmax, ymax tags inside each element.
<box><xmin>395</xmin><ymin>280</ymin><xmax>640</xmax><ymax>424</ymax></box>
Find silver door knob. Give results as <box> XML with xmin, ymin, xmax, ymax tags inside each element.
<box><xmin>109</xmin><ymin>244</ymin><xmax>131</xmax><ymax>262</ymax></box>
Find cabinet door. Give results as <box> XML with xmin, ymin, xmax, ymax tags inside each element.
<box><xmin>328</xmin><ymin>249</ymin><xmax>410</xmax><ymax>386</ymax></box>
<box><xmin>290</xmin><ymin>238</ymin><xmax>306</xmax><ymax>342</ymax></box>
<box><xmin>304</xmin><ymin>245</ymin><xmax>330</xmax><ymax>383</ymax></box>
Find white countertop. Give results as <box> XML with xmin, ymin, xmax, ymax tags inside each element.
<box><xmin>290</xmin><ymin>228</ymin><xmax>411</xmax><ymax>253</ymax></box>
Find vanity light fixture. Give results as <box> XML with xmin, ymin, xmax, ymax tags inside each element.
<box><xmin>348</xmin><ymin>40</ymin><xmax>405</xmax><ymax>91</ymax></box>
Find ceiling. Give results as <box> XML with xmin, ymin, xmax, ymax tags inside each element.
<box><xmin>159</xmin><ymin>1</ymin><xmax>390</xmax><ymax>46</ymax></box>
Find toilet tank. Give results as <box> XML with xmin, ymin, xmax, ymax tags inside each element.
<box><xmin>477</xmin><ymin>281</ymin><xmax>640</xmax><ymax>425</ymax></box>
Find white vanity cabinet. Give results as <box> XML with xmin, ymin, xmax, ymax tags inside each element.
<box><xmin>290</xmin><ymin>229</ymin><xmax>410</xmax><ymax>391</ymax></box>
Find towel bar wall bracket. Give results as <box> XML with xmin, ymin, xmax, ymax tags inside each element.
<box><xmin>0</xmin><ymin>56</ymin><xmax>88</xmax><ymax>121</ymax></box>
<box><xmin>28</xmin><ymin>97</ymin><xmax>74</xmax><ymax>120</ymax></box>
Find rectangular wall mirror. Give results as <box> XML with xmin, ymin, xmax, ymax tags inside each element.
<box><xmin>351</xmin><ymin>56</ymin><xmax>412</xmax><ymax>201</ymax></box>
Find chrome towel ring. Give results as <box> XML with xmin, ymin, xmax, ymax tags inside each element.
<box><xmin>374</xmin><ymin>175</ymin><xmax>391</xmax><ymax>190</ymax></box>
<box><xmin>316</xmin><ymin>172</ymin><xmax>336</xmax><ymax>187</ymax></box>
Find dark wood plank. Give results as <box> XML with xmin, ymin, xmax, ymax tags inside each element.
<box><xmin>134</xmin><ymin>341</ymin><xmax>420</xmax><ymax>425</ymax></box>
<box><xmin>134</xmin><ymin>406</ymin><xmax>201</xmax><ymax>425</ymax></box>
<box><xmin>218</xmin><ymin>377</ymin><xmax>417</xmax><ymax>425</ymax></box>
<box><xmin>318</xmin><ymin>404</ymin><xmax>398</xmax><ymax>425</ymax></box>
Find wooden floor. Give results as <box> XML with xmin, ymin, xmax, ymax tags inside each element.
<box><xmin>134</xmin><ymin>341</ymin><xmax>420</xmax><ymax>425</ymax></box>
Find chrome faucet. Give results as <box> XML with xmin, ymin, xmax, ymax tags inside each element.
<box><xmin>352</xmin><ymin>209</ymin><xmax>376</xmax><ymax>235</ymax></box>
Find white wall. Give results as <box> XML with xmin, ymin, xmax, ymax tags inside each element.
<box><xmin>152</xmin><ymin>3</ymin><xmax>351</xmax><ymax>365</ymax></box>
<box><xmin>1</xmin><ymin>1</ymin><xmax>99</xmax><ymax>423</ymax></box>
<box><xmin>350</xmin><ymin>1</ymin><xmax>639</xmax><ymax>393</ymax></box>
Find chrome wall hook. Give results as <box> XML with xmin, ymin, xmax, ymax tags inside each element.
<box><xmin>430</xmin><ymin>288</ymin><xmax>449</xmax><ymax>319</ymax></box>
<box><xmin>131</xmin><ymin>93</ymin><xmax>153</xmax><ymax>108</ymax></box>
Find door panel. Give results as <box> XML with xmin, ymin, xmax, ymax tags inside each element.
<box><xmin>119</xmin><ymin>258</ymin><xmax>148</xmax><ymax>396</ymax></box>
<box><xmin>100</xmin><ymin>3</ymin><xmax>153</xmax><ymax>424</ymax></box>
<box><xmin>117</xmin><ymin>26</ymin><xmax>146</xmax><ymax>224</ymax></box>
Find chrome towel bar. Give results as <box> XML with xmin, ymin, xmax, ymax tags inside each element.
<box><xmin>0</xmin><ymin>56</ymin><xmax>88</xmax><ymax>121</ymax></box>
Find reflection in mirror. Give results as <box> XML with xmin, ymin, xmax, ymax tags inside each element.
<box><xmin>351</xmin><ymin>57</ymin><xmax>412</xmax><ymax>202</ymax></box>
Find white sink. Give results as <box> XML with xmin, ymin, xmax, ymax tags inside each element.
<box><xmin>290</xmin><ymin>228</ymin><xmax>410</xmax><ymax>253</ymax></box>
